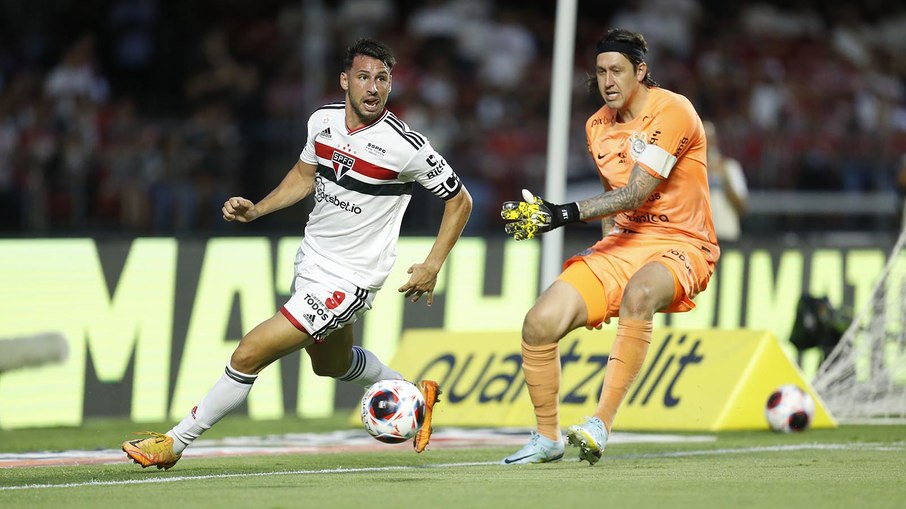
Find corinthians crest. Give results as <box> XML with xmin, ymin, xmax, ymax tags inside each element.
<box><xmin>331</xmin><ymin>151</ymin><xmax>355</xmax><ymax>179</ymax></box>
<box><xmin>628</xmin><ymin>131</ymin><xmax>648</xmax><ymax>161</ymax></box>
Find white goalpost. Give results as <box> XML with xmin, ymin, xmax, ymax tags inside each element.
<box><xmin>812</xmin><ymin>227</ymin><xmax>906</xmax><ymax>422</ymax></box>
<box><xmin>540</xmin><ymin>0</ymin><xmax>577</xmax><ymax>288</ymax></box>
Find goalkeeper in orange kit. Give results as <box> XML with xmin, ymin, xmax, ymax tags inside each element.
<box><xmin>500</xmin><ymin>28</ymin><xmax>719</xmax><ymax>465</ymax></box>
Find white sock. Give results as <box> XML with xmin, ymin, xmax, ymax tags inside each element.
<box><xmin>167</xmin><ymin>365</ymin><xmax>257</xmax><ymax>453</ymax></box>
<box><xmin>336</xmin><ymin>346</ymin><xmax>402</xmax><ymax>387</ymax></box>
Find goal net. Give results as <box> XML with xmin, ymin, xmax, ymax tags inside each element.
<box><xmin>812</xmin><ymin>229</ymin><xmax>906</xmax><ymax>422</ymax></box>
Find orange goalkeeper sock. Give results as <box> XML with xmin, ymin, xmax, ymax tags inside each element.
<box><xmin>521</xmin><ymin>341</ymin><xmax>561</xmax><ymax>441</ymax></box>
<box><xmin>595</xmin><ymin>318</ymin><xmax>652</xmax><ymax>432</ymax></box>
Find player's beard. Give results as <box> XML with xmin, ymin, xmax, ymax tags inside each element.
<box><xmin>350</xmin><ymin>94</ymin><xmax>384</xmax><ymax>125</ymax></box>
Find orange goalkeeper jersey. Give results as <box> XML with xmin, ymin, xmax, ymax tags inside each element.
<box><xmin>585</xmin><ymin>87</ymin><xmax>719</xmax><ymax>254</ymax></box>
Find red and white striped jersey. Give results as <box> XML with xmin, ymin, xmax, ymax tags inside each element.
<box><xmin>298</xmin><ymin>102</ymin><xmax>462</xmax><ymax>290</ymax></box>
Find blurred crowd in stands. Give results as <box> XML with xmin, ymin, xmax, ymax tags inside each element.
<box><xmin>1</xmin><ymin>0</ymin><xmax>905</xmax><ymax>235</ymax></box>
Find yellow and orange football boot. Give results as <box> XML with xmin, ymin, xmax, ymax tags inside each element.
<box><xmin>413</xmin><ymin>380</ymin><xmax>441</xmax><ymax>453</ymax></box>
<box><xmin>122</xmin><ymin>431</ymin><xmax>182</xmax><ymax>470</ymax></box>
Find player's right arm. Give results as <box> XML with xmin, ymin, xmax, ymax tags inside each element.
<box><xmin>222</xmin><ymin>160</ymin><xmax>318</xmax><ymax>223</ymax></box>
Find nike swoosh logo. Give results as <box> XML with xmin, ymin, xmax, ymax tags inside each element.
<box><xmin>503</xmin><ymin>454</ymin><xmax>536</xmax><ymax>464</ymax></box>
<box><xmin>597</xmin><ymin>152</ymin><xmax>609</xmax><ymax>159</ymax></box>
<box><xmin>502</xmin><ymin>451</ymin><xmax>564</xmax><ymax>464</ymax></box>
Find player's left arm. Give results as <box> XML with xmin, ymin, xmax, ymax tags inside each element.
<box><xmin>398</xmin><ymin>186</ymin><xmax>472</xmax><ymax>305</ymax></box>
<box><xmin>599</xmin><ymin>176</ymin><xmax>617</xmax><ymax>237</ymax></box>
<box><xmin>502</xmin><ymin>102</ymin><xmax>696</xmax><ymax>240</ymax></box>
<box><xmin>581</xmin><ymin>105</ymin><xmax>693</xmax><ymax>220</ymax></box>
<box><xmin>577</xmin><ymin>164</ymin><xmax>661</xmax><ymax>220</ymax></box>
<box><xmin>502</xmin><ymin>166</ymin><xmax>661</xmax><ymax>240</ymax></box>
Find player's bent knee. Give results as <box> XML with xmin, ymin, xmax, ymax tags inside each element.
<box><xmin>311</xmin><ymin>360</ymin><xmax>347</xmax><ymax>378</ymax></box>
<box><xmin>620</xmin><ymin>287</ymin><xmax>649</xmax><ymax>316</ymax></box>
<box><xmin>522</xmin><ymin>306</ymin><xmax>562</xmax><ymax>346</ymax></box>
<box><xmin>621</xmin><ymin>283</ymin><xmax>668</xmax><ymax>318</ymax></box>
<box><xmin>229</xmin><ymin>344</ymin><xmax>270</xmax><ymax>375</ymax></box>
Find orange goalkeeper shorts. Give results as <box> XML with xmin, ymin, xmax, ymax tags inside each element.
<box><xmin>558</xmin><ymin>233</ymin><xmax>717</xmax><ymax>327</ymax></box>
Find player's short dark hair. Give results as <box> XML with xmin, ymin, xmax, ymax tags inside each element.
<box><xmin>597</xmin><ymin>28</ymin><xmax>658</xmax><ymax>87</ymax></box>
<box><xmin>344</xmin><ymin>38</ymin><xmax>396</xmax><ymax>72</ymax></box>
<box><xmin>585</xmin><ymin>28</ymin><xmax>659</xmax><ymax>98</ymax></box>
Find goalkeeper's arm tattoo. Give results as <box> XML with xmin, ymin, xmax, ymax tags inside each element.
<box><xmin>578</xmin><ymin>164</ymin><xmax>662</xmax><ymax>221</ymax></box>
<box><xmin>601</xmin><ymin>216</ymin><xmax>615</xmax><ymax>237</ymax></box>
<box><xmin>598</xmin><ymin>176</ymin><xmax>615</xmax><ymax>236</ymax></box>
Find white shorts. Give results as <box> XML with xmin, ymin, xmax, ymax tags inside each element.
<box><xmin>280</xmin><ymin>260</ymin><xmax>375</xmax><ymax>343</ymax></box>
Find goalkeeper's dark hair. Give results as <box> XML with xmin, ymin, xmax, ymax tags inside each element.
<box><xmin>344</xmin><ymin>38</ymin><xmax>396</xmax><ymax>72</ymax></box>
<box><xmin>586</xmin><ymin>28</ymin><xmax>658</xmax><ymax>97</ymax></box>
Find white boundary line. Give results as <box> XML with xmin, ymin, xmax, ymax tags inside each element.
<box><xmin>0</xmin><ymin>429</ymin><xmax>716</xmax><ymax>468</ymax></box>
<box><xmin>2</xmin><ymin>442</ymin><xmax>903</xmax><ymax>492</ymax></box>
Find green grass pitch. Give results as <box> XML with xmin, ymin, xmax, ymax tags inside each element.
<box><xmin>1</xmin><ymin>416</ymin><xmax>904</xmax><ymax>509</ymax></box>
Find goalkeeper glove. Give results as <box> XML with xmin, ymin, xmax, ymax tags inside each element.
<box><xmin>500</xmin><ymin>189</ymin><xmax>581</xmax><ymax>240</ymax></box>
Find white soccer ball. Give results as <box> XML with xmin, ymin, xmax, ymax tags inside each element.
<box><xmin>361</xmin><ymin>379</ymin><xmax>426</xmax><ymax>443</ymax></box>
<box><xmin>765</xmin><ymin>384</ymin><xmax>816</xmax><ymax>432</ymax></box>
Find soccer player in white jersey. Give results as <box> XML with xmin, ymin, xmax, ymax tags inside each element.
<box><xmin>122</xmin><ymin>38</ymin><xmax>472</xmax><ymax>469</ymax></box>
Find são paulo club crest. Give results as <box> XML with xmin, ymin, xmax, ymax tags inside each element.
<box><xmin>331</xmin><ymin>151</ymin><xmax>355</xmax><ymax>179</ymax></box>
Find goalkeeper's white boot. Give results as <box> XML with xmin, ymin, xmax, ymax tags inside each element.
<box><xmin>566</xmin><ymin>416</ymin><xmax>608</xmax><ymax>466</ymax></box>
<box><xmin>501</xmin><ymin>432</ymin><xmax>565</xmax><ymax>464</ymax></box>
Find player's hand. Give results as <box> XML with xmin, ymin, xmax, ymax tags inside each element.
<box><xmin>500</xmin><ymin>189</ymin><xmax>580</xmax><ymax>240</ymax></box>
<box><xmin>222</xmin><ymin>197</ymin><xmax>259</xmax><ymax>223</ymax></box>
<box><xmin>398</xmin><ymin>263</ymin><xmax>439</xmax><ymax>306</ymax></box>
